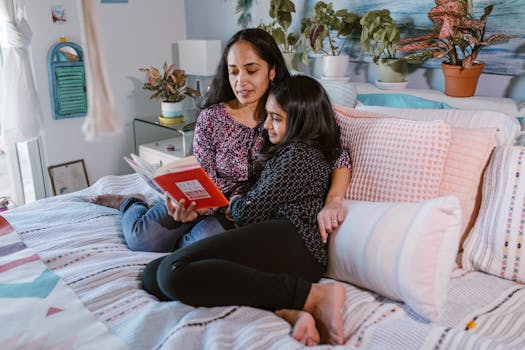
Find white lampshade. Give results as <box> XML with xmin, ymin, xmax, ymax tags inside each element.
<box><xmin>178</xmin><ymin>40</ymin><xmax>222</xmax><ymax>76</ymax></box>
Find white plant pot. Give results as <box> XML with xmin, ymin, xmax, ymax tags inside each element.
<box><xmin>161</xmin><ymin>101</ymin><xmax>184</xmax><ymax>118</ymax></box>
<box><xmin>322</xmin><ymin>55</ymin><xmax>349</xmax><ymax>78</ymax></box>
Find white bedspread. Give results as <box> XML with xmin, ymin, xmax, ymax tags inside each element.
<box><xmin>3</xmin><ymin>174</ymin><xmax>525</xmax><ymax>349</ymax></box>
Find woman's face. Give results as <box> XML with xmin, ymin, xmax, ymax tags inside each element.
<box><xmin>226</xmin><ymin>40</ymin><xmax>276</xmax><ymax>107</ymax></box>
<box><xmin>264</xmin><ymin>94</ymin><xmax>287</xmax><ymax>145</ymax></box>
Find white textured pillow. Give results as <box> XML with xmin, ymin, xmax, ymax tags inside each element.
<box><xmin>355</xmin><ymin>105</ymin><xmax>520</xmax><ymax>146</ymax></box>
<box><xmin>326</xmin><ymin>196</ymin><xmax>462</xmax><ymax>321</ymax></box>
<box><xmin>462</xmin><ymin>146</ymin><xmax>525</xmax><ymax>283</ymax></box>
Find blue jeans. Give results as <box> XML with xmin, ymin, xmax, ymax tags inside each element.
<box><xmin>120</xmin><ymin>197</ymin><xmax>233</xmax><ymax>252</ymax></box>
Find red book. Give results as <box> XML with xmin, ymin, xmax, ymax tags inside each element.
<box><xmin>124</xmin><ymin>154</ymin><xmax>228</xmax><ymax>210</ymax></box>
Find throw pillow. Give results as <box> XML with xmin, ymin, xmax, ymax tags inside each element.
<box><xmin>439</xmin><ymin>128</ymin><xmax>496</xmax><ymax>251</ymax></box>
<box><xmin>462</xmin><ymin>146</ymin><xmax>525</xmax><ymax>283</ymax></box>
<box><xmin>335</xmin><ymin>112</ymin><xmax>451</xmax><ymax>202</ymax></box>
<box><xmin>326</xmin><ymin>196</ymin><xmax>462</xmax><ymax>321</ymax></box>
<box><xmin>357</xmin><ymin>93</ymin><xmax>452</xmax><ymax>109</ymax></box>
<box><xmin>334</xmin><ymin>105</ymin><xmax>497</xmax><ymax>253</ymax></box>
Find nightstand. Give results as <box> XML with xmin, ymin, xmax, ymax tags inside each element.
<box><xmin>133</xmin><ymin>109</ymin><xmax>198</xmax><ymax>166</ymax></box>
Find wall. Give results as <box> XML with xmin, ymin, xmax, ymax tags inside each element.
<box><xmin>186</xmin><ymin>1</ymin><xmax>524</xmax><ymax>101</ymax></box>
<box><xmin>27</xmin><ymin>0</ymin><xmax>186</xmax><ymax>194</ymax></box>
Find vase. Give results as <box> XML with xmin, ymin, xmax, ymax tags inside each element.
<box><xmin>441</xmin><ymin>62</ymin><xmax>485</xmax><ymax>97</ymax></box>
<box><xmin>322</xmin><ymin>55</ymin><xmax>349</xmax><ymax>79</ymax></box>
<box><xmin>377</xmin><ymin>58</ymin><xmax>408</xmax><ymax>83</ymax></box>
<box><xmin>161</xmin><ymin>101</ymin><xmax>184</xmax><ymax>121</ymax></box>
<box><xmin>282</xmin><ymin>52</ymin><xmax>301</xmax><ymax>72</ymax></box>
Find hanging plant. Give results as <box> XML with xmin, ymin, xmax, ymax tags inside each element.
<box><xmin>236</xmin><ymin>0</ymin><xmax>253</xmax><ymax>28</ymax></box>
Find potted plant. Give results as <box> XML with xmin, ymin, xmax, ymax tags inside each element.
<box><xmin>300</xmin><ymin>1</ymin><xmax>361</xmax><ymax>78</ymax></box>
<box><xmin>396</xmin><ymin>0</ymin><xmax>515</xmax><ymax>97</ymax></box>
<box><xmin>139</xmin><ymin>62</ymin><xmax>200</xmax><ymax>121</ymax></box>
<box><xmin>360</xmin><ymin>9</ymin><xmax>407</xmax><ymax>84</ymax></box>
<box><xmin>258</xmin><ymin>0</ymin><xmax>302</xmax><ymax>70</ymax></box>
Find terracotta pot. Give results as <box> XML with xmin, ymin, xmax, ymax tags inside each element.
<box><xmin>441</xmin><ymin>62</ymin><xmax>485</xmax><ymax>97</ymax></box>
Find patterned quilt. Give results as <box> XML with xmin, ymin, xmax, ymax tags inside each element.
<box><xmin>2</xmin><ymin>174</ymin><xmax>525</xmax><ymax>349</ymax></box>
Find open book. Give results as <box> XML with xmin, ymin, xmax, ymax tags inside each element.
<box><xmin>124</xmin><ymin>154</ymin><xmax>229</xmax><ymax>210</ymax></box>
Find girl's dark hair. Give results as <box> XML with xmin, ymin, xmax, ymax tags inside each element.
<box><xmin>259</xmin><ymin>75</ymin><xmax>342</xmax><ymax>163</ymax></box>
<box><xmin>201</xmin><ymin>28</ymin><xmax>291</xmax><ymax>121</ymax></box>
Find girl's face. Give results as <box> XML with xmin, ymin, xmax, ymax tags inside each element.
<box><xmin>264</xmin><ymin>94</ymin><xmax>287</xmax><ymax>145</ymax></box>
<box><xmin>227</xmin><ymin>41</ymin><xmax>276</xmax><ymax>107</ymax></box>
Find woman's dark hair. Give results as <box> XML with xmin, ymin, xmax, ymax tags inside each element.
<box><xmin>259</xmin><ymin>75</ymin><xmax>342</xmax><ymax>163</ymax></box>
<box><xmin>201</xmin><ymin>28</ymin><xmax>291</xmax><ymax>121</ymax></box>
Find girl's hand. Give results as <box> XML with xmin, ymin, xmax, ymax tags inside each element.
<box><xmin>317</xmin><ymin>197</ymin><xmax>345</xmax><ymax>244</ymax></box>
<box><xmin>165</xmin><ymin>195</ymin><xmax>199</xmax><ymax>222</ymax></box>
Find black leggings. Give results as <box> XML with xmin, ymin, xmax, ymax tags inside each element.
<box><xmin>141</xmin><ymin>220</ymin><xmax>325</xmax><ymax>311</ymax></box>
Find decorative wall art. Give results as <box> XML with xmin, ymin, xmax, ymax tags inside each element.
<box><xmin>305</xmin><ymin>0</ymin><xmax>525</xmax><ymax>75</ymax></box>
<box><xmin>48</xmin><ymin>159</ymin><xmax>89</xmax><ymax>195</ymax></box>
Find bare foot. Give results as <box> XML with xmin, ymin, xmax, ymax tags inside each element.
<box><xmin>89</xmin><ymin>193</ymin><xmax>146</xmax><ymax>209</ymax></box>
<box><xmin>303</xmin><ymin>282</ymin><xmax>346</xmax><ymax>345</ymax></box>
<box><xmin>275</xmin><ymin>309</ymin><xmax>320</xmax><ymax>346</ymax></box>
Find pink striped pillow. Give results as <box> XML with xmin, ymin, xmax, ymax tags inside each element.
<box><xmin>335</xmin><ymin>112</ymin><xmax>451</xmax><ymax>202</ymax></box>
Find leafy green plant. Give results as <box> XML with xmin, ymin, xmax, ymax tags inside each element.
<box><xmin>396</xmin><ymin>0</ymin><xmax>515</xmax><ymax>69</ymax></box>
<box><xmin>139</xmin><ymin>62</ymin><xmax>200</xmax><ymax>103</ymax></box>
<box><xmin>300</xmin><ymin>1</ymin><xmax>361</xmax><ymax>57</ymax></box>
<box><xmin>258</xmin><ymin>0</ymin><xmax>301</xmax><ymax>53</ymax></box>
<box><xmin>360</xmin><ymin>9</ymin><xmax>401</xmax><ymax>63</ymax></box>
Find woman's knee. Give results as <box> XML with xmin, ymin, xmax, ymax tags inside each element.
<box><xmin>141</xmin><ymin>257</ymin><xmax>170</xmax><ymax>301</ymax></box>
<box><xmin>157</xmin><ymin>255</ymin><xmax>195</xmax><ymax>302</ymax></box>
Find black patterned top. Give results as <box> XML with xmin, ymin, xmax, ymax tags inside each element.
<box><xmin>229</xmin><ymin>142</ymin><xmax>331</xmax><ymax>266</ymax></box>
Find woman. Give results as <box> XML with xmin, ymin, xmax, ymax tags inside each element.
<box><xmin>92</xmin><ymin>28</ymin><xmax>350</xmax><ymax>252</ymax></box>
<box><xmin>142</xmin><ymin>75</ymin><xmax>347</xmax><ymax>345</ymax></box>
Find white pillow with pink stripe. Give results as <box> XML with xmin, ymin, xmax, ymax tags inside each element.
<box><xmin>335</xmin><ymin>113</ymin><xmax>452</xmax><ymax>202</ymax></box>
<box><xmin>326</xmin><ymin>196</ymin><xmax>462</xmax><ymax>321</ymax></box>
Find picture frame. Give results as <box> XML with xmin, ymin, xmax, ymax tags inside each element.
<box><xmin>48</xmin><ymin>159</ymin><xmax>90</xmax><ymax>195</ymax></box>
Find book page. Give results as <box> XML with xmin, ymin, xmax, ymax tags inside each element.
<box><xmin>154</xmin><ymin>156</ymin><xmax>199</xmax><ymax>176</ymax></box>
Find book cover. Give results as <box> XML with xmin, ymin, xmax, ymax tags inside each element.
<box><xmin>124</xmin><ymin>154</ymin><xmax>229</xmax><ymax>210</ymax></box>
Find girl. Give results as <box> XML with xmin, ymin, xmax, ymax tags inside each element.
<box><xmin>142</xmin><ymin>75</ymin><xmax>347</xmax><ymax>345</ymax></box>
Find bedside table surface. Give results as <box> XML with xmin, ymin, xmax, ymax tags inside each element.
<box><xmin>135</xmin><ymin>110</ymin><xmax>198</xmax><ymax>134</ymax></box>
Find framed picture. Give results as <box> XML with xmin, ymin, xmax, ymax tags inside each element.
<box><xmin>48</xmin><ymin>159</ymin><xmax>89</xmax><ymax>195</ymax></box>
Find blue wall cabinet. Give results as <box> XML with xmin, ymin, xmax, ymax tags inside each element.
<box><xmin>48</xmin><ymin>42</ymin><xmax>87</xmax><ymax>119</ymax></box>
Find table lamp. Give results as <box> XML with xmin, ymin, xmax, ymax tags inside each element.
<box><xmin>178</xmin><ymin>40</ymin><xmax>222</xmax><ymax>97</ymax></box>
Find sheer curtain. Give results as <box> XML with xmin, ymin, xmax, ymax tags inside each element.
<box><xmin>78</xmin><ymin>0</ymin><xmax>121</xmax><ymax>141</ymax></box>
<box><xmin>0</xmin><ymin>0</ymin><xmax>42</xmax><ymax>143</ymax></box>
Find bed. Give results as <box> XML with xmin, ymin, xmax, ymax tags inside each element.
<box><xmin>2</xmin><ymin>172</ymin><xmax>525</xmax><ymax>350</ymax></box>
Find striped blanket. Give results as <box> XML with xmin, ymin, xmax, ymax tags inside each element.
<box><xmin>2</xmin><ymin>174</ymin><xmax>525</xmax><ymax>349</ymax></box>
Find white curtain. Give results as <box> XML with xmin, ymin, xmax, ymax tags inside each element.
<box><xmin>0</xmin><ymin>0</ymin><xmax>42</xmax><ymax>143</ymax></box>
<box><xmin>78</xmin><ymin>0</ymin><xmax>121</xmax><ymax>141</ymax></box>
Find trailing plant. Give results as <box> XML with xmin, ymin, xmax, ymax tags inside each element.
<box><xmin>300</xmin><ymin>1</ymin><xmax>361</xmax><ymax>57</ymax></box>
<box><xmin>139</xmin><ymin>62</ymin><xmax>200</xmax><ymax>103</ymax></box>
<box><xmin>396</xmin><ymin>0</ymin><xmax>515</xmax><ymax>69</ymax></box>
<box><xmin>258</xmin><ymin>0</ymin><xmax>301</xmax><ymax>53</ymax></box>
<box><xmin>360</xmin><ymin>9</ymin><xmax>401</xmax><ymax>63</ymax></box>
<box><xmin>236</xmin><ymin>0</ymin><xmax>253</xmax><ymax>29</ymax></box>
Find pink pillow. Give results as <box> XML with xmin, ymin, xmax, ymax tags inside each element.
<box><xmin>439</xmin><ymin>128</ymin><xmax>496</xmax><ymax>249</ymax></box>
<box><xmin>335</xmin><ymin>106</ymin><xmax>497</xmax><ymax>252</ymax></box>
<box><xmin>335</xmin><ymin>112</ymin><xmax>451</xmax><ymax>202</ymax></box>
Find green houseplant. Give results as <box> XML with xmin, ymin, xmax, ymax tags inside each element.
<box><xmin>360</xmin><ymin>9</ymin><xmax>407</xmax><ymax>83</ymax></box>
<box><xmin>258</xmin><ymin>0</ymin><xmax>302</xmax><ymax>70</ymax></box>
<box><xmin>300</xmin><ymin>1</ymin><xmax>361</xmax><ymax>78</ymax></box>
<box><xmin>396</xmin><ymin>0</ymin><xmax>515</xmax><ymax>96</ymax></box>
<box><xmin>139</xmin><ymin>62</ymin><xmax>200</xmax><ymax>120</ymax></box>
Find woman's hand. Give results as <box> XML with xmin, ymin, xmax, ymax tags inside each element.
<box><xmin>317</xmin><ymin>197</ymin><xmax>345</xmax><ymax>244</ymax></box>
<box><xmin>165</xmin><ymin>195</ymin><xmax>199</xmax><ymax>223</ymax></box>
